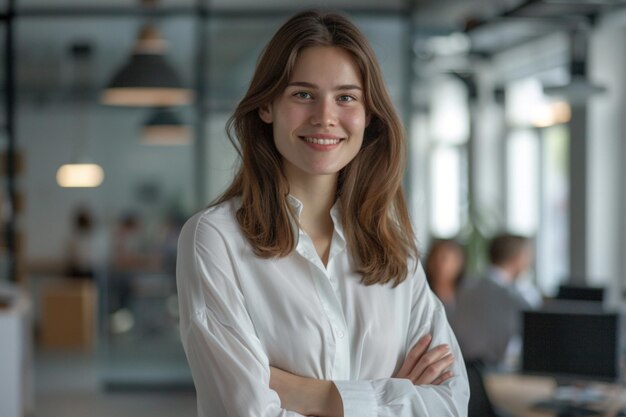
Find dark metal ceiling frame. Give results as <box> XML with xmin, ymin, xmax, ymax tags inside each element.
<box><xmin>463</xmin><ymin>0</ymin><xmax>621</xmax><ymax>56</ymax></box>
<box><xmin>3</xmin><ymin>0</ymin><xmax>17</xmax><ymax>282</ymax></box>
<box><xmin>11</xmin><ymin>6</ymin><xmax>412</xmax><ymax>18</ymax></box>
<box><xmin>501</xmin><ymin>0</ymin><xmax>601</xmax><ymax>18</ymax></box>
<box><xmin>193</xmin><ymin>0</ymin><xmax>208</xmax><ymax>209</ymax></box>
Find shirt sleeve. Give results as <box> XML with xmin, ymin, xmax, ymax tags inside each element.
<box><xmin>332</xmin><ymin>261</ymin><xmax>470</xmax><ymax>417</ymax></box>
<box><xmin>176</xmin><ymin>214</ymin><xmax>307</xmax><ymax>417</ymax></box>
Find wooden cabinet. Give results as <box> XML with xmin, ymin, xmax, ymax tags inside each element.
<box><xmin>40</xmin><ymin>279</ymin><xmax>97</xmax><ymax>350</ymax></box>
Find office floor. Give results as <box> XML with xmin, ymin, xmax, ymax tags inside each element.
<box><xmin>34</xmin><ymin>350</ymin><xmax>197</xmax><ymax>417</ymax></box>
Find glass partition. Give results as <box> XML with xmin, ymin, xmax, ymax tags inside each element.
<box><xmin>18</xmin><ymin>14</ymin><xmax>195</xmax><ymax>388</ymax></box>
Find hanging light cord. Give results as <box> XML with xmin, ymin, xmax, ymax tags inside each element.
<box><xmin>69</xmin><ymin>42</ymin><xmax>94</xmax><ymax>164</ymax></box>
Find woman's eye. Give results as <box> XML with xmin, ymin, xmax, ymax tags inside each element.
<box><xmin>293</xmin><ymin>91</ymin><xmax>312</xmax><ymax>99</ymax></box>
<box><xmin>338</xmin><ymin>95</ymin><xmax>356</xmax><ymax>103</ymax></box>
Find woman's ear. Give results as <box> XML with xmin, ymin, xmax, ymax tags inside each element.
<box><xmin>259</xmin><ymin>103</ymin><xmax>273</xmax><ymax>124</ymax></box>
<box><xmin>365</xmin><ymin>113</ymin><xmax>372</xmax><ymax>127</ymax></box>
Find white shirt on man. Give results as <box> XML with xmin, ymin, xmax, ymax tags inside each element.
<box><xmin>176</xmin><ymin>196</ymin><xmax>469</xmax><ymax>417</ymax></box>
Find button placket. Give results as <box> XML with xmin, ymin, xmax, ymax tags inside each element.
<box><xmin>323</xmin><ymin>268</ymin><xmax>350</xmax><ymax>379</ymax></box>
<box><xmin>297</xmin><ymin>228</ymin><xmax>351</xmax><ymax>379</ymax></box>
<box><xmin>333</xmin><ymin>324</ymin><xmax>345</xmax><ymax>339</ymax></box>
<box><xmin>308</xmin><ymin>267</ymin><xmax>351</xmax><ymax>377</ymax></box>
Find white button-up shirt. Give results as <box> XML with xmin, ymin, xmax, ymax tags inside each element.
<box><xmin>176</xmin><ymin>197</ymin><xmax>469</xmax><ymax>417</ymax></box>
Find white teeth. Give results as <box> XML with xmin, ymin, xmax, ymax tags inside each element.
<box><xmin>302</xmin><ymin>137</ymin><xmax>341</xmax><ymax>145</ymax></box>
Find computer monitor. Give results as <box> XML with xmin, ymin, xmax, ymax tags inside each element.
<box><xmin>521</xmin><ymin>309</ymin><xmax>621</xmax><ymax>383</ymax></box>
<box><xmin>556</xmin><ymin>285</ymin><xmax>605</xmax><ymax>303</ymax></box>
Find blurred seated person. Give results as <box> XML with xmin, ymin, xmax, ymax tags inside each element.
<box><xmin>66</xmin><ymin>207</ymin><xmax>98</xmax><ymax>279</ymax></box>
<box><xmin>112</xmin><ymin>213</ymin><xmax>167</xmax><ymax>271</ymax></box>
<box><xmin>425</xmin><ymin>238</ymin><xmax>465</xmax><ymax>316</ymax></box>
<box><xmin>449</xmin><ymin>233</ymin><xmax>541</xmax><ymax>367</ymax></box>
<box><xmin>158</xmin><ymin>212</ymin><xmax>186</xmax><ymax>277</ymax></box>
<box><xmin>109</xmin><ymin>212</ymin><xmax>161</xmax><ymax>313</ymax></box>
<box><xmin>113</xmin><ymin>213</ymin><xmax>151</xmax><ymax>272</ymax></box>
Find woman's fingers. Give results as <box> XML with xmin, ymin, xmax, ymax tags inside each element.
<box><xmin>408</xmin><ymin>347</ymin><xmax>455</xmax><ymax>385</ymax></box>
<box><xmin>431</xmin><ymin>370</ymin><xmax>454</xmax><ymax>386</ymax></box>
<box><xmin>395</xmin><ymin>335</ymin><xmax>457</xmax><ymax>385</ymax></box>
<box><xmin>395</xmin><ymin>334</ymin><xmax>432</xmax><ymax>378</ymax></box>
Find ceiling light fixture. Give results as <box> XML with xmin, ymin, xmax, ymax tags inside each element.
<box><xmin>542</xmin><ymin>29</ymin><xmax>605</xmax><ymax>104</ymax></box>
<box><xmin>57</xmin><ymin>164</ymin><xmax>105</xmax><ymax>188</ymax></box>
<box><xmin>101</xmin><ymin>0</ymin><xmax>192</xmax><ymax>107</ymax></box>
<box><xmin>141</xmin><ymin>107</ymin><xmax>190</xmax><ymax>145</ymax></box>
<box><xmin>57</xmin><ymin>42</ymin><xmax>105</xmax><ymax>189</ymax></box>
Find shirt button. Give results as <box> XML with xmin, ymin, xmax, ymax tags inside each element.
<box><xmin>333</xmin><ymin>326</ymin><xmax>345</xmax><ymax>338</ymax></box>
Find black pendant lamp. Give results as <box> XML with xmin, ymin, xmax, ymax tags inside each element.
<box><xmin>101</xmin><ymin>22</ymin><xmax>192</xmax><ymax>107</ymax></box>
<box><xmin>141</xmin><ymin>107</ymin><xmax>190</xmax><ymax>145</ymax></box>
<box><xmin>542</xmin><ymin>29</ymin><xmax>605</xmax><ymax>105</ymax></box>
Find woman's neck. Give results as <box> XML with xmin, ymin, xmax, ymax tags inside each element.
<box><xmin>287</xmin><ymin>172</ymin><xmax>337</xmax><ymax>222</ymax></box>
<box><xmin>287</xmin><ymin>173</ymin><xmax>337</xmax><ymax>265</ymax></box>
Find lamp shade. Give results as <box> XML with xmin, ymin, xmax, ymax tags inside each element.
<box><xmin>141</xmin><ymin>107</ymin><xmax>190</xmax><ymax>145</ymax></box>
<box><xmin>57</xmin><ymin>163</ymin><xmax>105</xmax><ymax>188</ymax></box>
<box><xmin>543</xmin><ymin>76</ymin><xmax>606</xmax><ymax>105</ymax></box>
<box><xmin>101</xmin><ymin>25</ymin><xmax>192</xmax><ymax>107</ymax></box>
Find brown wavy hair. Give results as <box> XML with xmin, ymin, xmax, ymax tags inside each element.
<box><xmin>214</xmin><ymin>10</ymin><xmax>418</xmax><ymax>287</ymax></box>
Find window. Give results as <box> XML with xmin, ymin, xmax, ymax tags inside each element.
<box><xmin>505</xmin><ymin>76</ymin><xmax>570</xmax><ymax>294</ymax></box>
<box><xmin>506</xmin><ymin>129</ymin><xmax>539</xmax><ymax>235</ymax></box>
<box><xmin>427</xmin><ymin>76</ymin><xmax>469</xmax><ymax>238</ymax></box>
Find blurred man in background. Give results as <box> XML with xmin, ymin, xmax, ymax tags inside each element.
<box><xmin>450</xmin><ymin>233</ymin><xmax>541</xmax><ymax>367</ymax></box>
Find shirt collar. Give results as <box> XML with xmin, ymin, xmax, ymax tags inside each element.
<box><xmin>286</xmin><ymin>195</ymin><xmax>304</xmax><ymax>246</ymax></box>
<box><xmin>329</xmin><ymin>201</ymin><xmax>345</xmax><ymax>244</ymax></box>
<box><xmin>286</xmin><ymin>195</ymin><xmax>346</xmax><ymax>248</ymax></box>
<box><xmin>286</xmin><ymin>194</ymin><xmax>304</xmax><ymax>219</ymax></box>
<box><xmin>488</xmin><ymin>266</ymin><xmax>512</xmax><ymax>287</ymax></box>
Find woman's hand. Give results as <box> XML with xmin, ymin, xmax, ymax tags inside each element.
<box><xmin>394</xmin><ymin>334</ymin><xmax>455</xmax><ymax>385</ymax></box>
<box><xmin>269</xmin><ymin>366</ymin><xmax>343</xmax><ymax>417</ymax></box>
<box><xmin>269</xmin><ymin>334</ymin><xmax>452</xmax><ymax>415</ymax></box>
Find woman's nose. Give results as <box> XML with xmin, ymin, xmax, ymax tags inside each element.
<box><xmin>309</xmin><ymin>98</ymin><xmax>337</xmax><ymax>127</ymax></box>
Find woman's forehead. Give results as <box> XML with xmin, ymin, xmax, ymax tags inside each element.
<box><xmin>286</xmin><ymin>46</ymin><xmax>364</xmax><ymax>89</ymax></box>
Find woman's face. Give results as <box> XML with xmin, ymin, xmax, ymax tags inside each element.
<box><xmin>430</xmin><ymin>244</ymin><xmax>463</xmax><ymax>284</ymax></box>
<box><xmin>259</xmin><ymin>46</ymin><xmax>369</xmax><ymax>182</ymax></box>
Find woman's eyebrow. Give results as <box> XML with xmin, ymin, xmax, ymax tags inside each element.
<box><xmin>287</xmin><ymin>81</ymin><xmax>363</xmax><ymax>91</ymax></box>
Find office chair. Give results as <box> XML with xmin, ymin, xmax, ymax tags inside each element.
<box><xmin>465</xmin><ymin>359</ymin><xmax>499</xmax><ymax>417</ymax></box>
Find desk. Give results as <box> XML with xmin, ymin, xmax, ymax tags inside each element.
<box><xmin>486</xmin><ymin>373</ymin><xmax>626</xmax><ymax>417</ymax></box>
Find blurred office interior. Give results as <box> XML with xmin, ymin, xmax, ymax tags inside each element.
<box><xmin>0</xmin><ymin>0</ymin><xmax>626</xmax><ymax>416</ymax></box>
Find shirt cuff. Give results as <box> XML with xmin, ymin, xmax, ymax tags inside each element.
<box><xmin>333</xmin><ymin>380</ymin><xmax>377</xmax><ymax>417</ymax></box>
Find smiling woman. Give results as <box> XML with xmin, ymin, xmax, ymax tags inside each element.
<box><xmin>176</xmin><ymin>9</ymin><xmax>469</xmax><ymax>417</ymax></box>
<box><xmin>259</xmin><ymin>46</ymin><xmax>368</xmax><ymax>181</ymax></box>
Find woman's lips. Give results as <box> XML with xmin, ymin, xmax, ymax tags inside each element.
<box><xmin>298</xmin><ymin>135</ymin><xmax>344</xmax><ymax>150</ymax></box>
<box><xmin>301</xmin><ymin>136</ymin><xmax>342</xmax><ymax>145</ymax></box>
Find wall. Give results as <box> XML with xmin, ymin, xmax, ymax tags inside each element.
<box><xmin>21</xmin><ymin>102</ymin><xmax>197</xmax><ymax>264</ymax></box>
